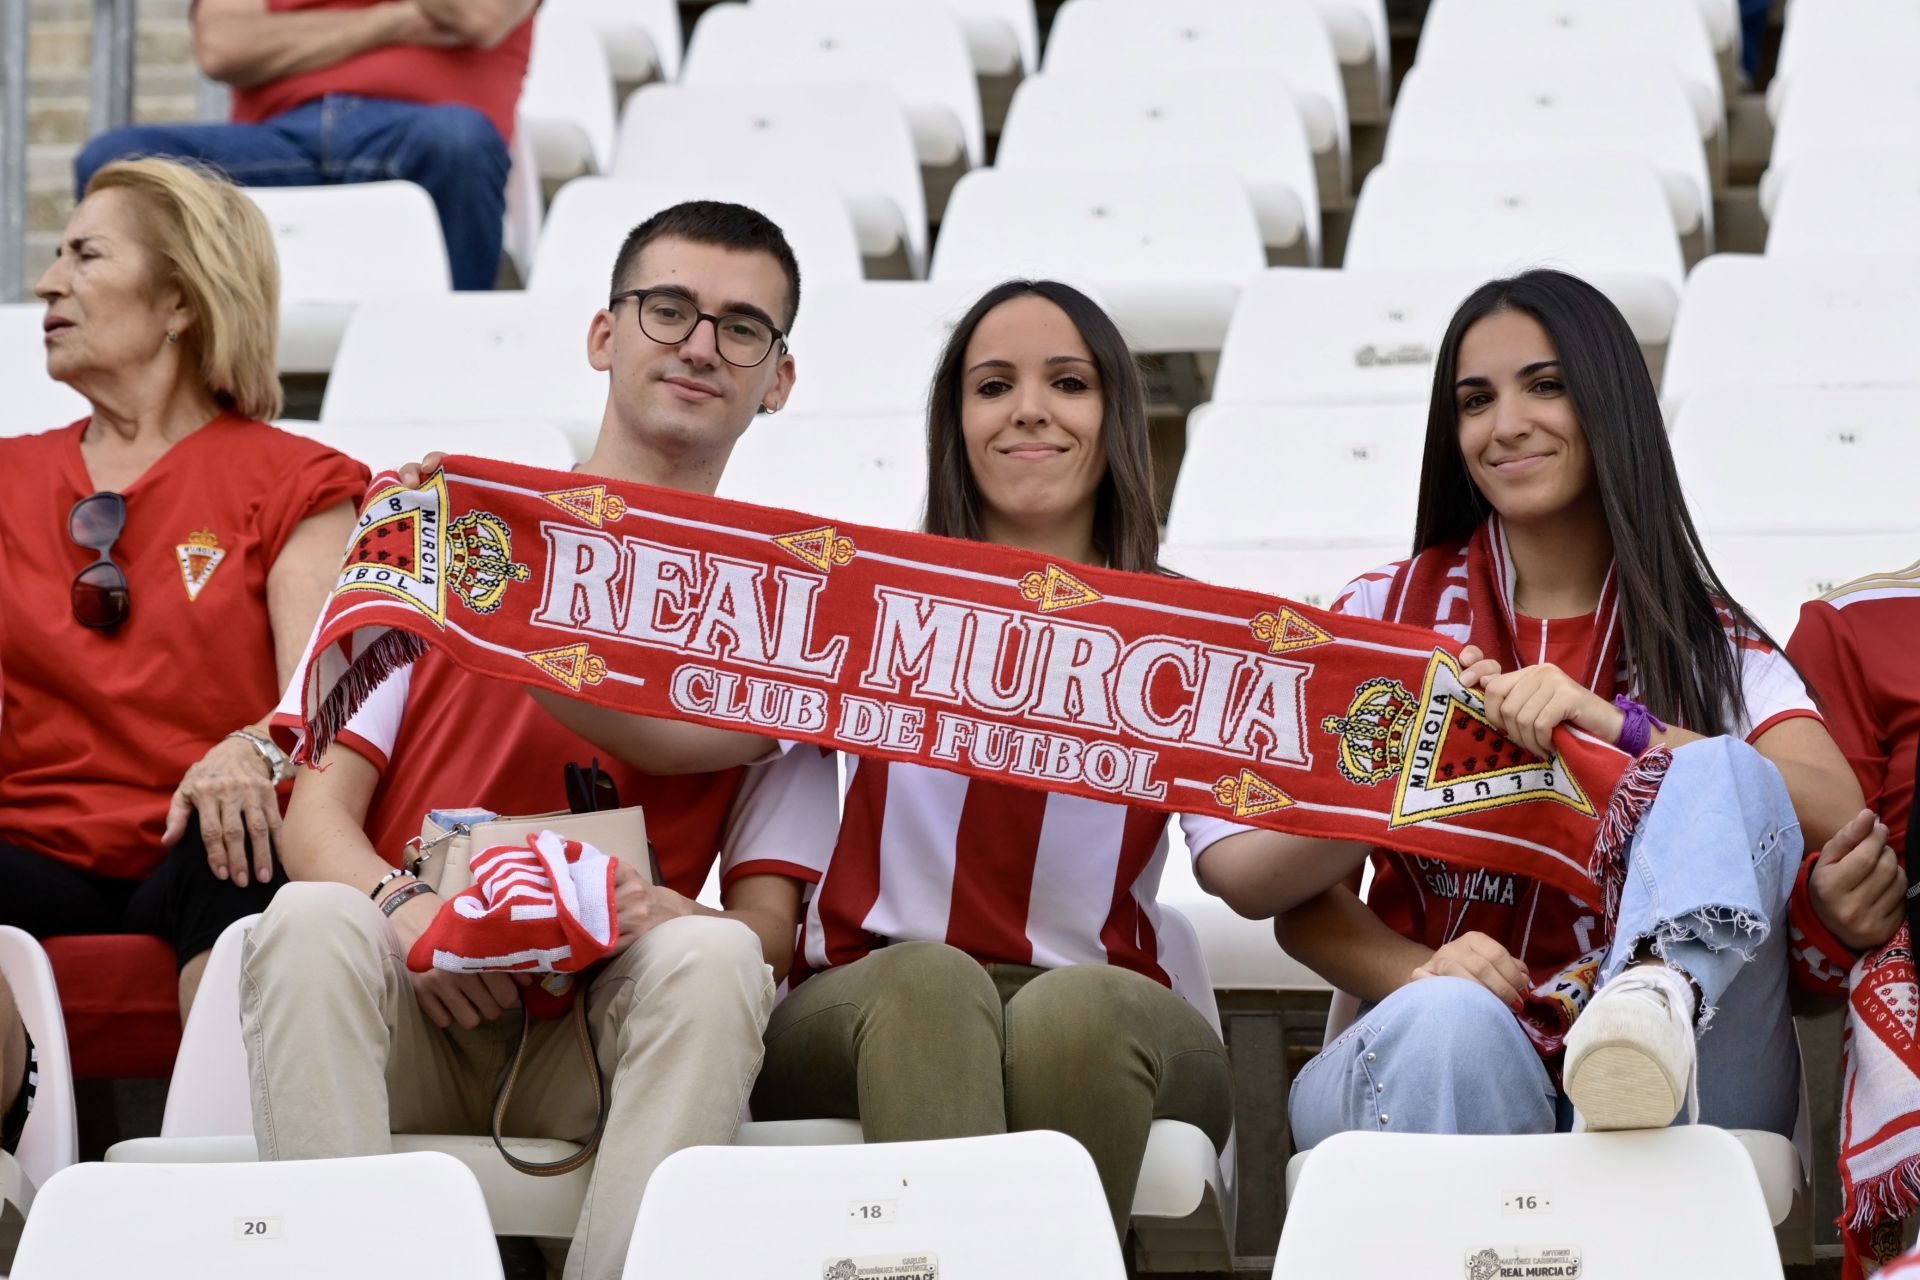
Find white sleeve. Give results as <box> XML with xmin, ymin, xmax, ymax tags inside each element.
<box><xmin>269</xmin><ymin>618</ymin><xmax>412</xmax><ymax>769</ymax></box>
<box><xmin>1331</xmin><ymin>563</ymin><xmax>1399</xmax><ymax>620</ymax></box>
<box><xmin>1178</xmin><ymin>810</ymin><xmax>1251</xmax><ymax>864</ymax></box>
<box><xmin>718</xmin><ymin>744</ymin><xmax>841</xmax><ymax>893</ymax></box>
<box><xmin>1734</xmin><ymin>643</ymin><xmax>1821</xmax><ymax>742</ymax></box>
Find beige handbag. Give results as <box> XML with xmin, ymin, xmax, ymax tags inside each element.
<box><xmin>405</xmin><ymin>805</ymin><xmax>655</xmax><ymax>1177</ymax></box>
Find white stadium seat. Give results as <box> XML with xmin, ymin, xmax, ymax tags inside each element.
<box><xmin>1278</xmin><ymin>1127</ymin><xmax>1789</xmax><ymax>1277</ymax></box>
<box><xmin>501</xmin><ymin>113</ymin><xmax>543</xmax><ymax>287</ymax></box>
<box><xmin>0</xmin><ymin>928</ymin><xmax>79</xmax><ymax>1232</ymax></box>
<box><xmin>521</xmin><ymin>11</ymin><xmax>618</xmax><ymax>182</ymax></box>
<box><xmin>12</xmin><ymin>1153</ymin><xmax>504</xmax><ymax>1279</ymax></box>
<box><xmin>1675</xmin><ymin>387</ymin><xmax>1920</xmax><ymax>538</ymax></box>
<box><xmin>1043</xmin><ymin>0</ymin><xmax>1352</xmax><ymax>206</ymax></box>
<box><xmin>630</xmin><ymin>1132</ymin><xmax>1124</xmax><ymax>1276</ymax></box>
<box><xmin>1344</xmin><ymin>156</ymin><xmax>1686</xmax><ymax>346</ymax></box>
<box><xmin>243</xmin><ymin>182</ymin><xmax>451</xmax><ymax>376</ymax></box>
<box><xmin>1210</xmin><ymin>267</ymin><xmax>1481</xmax><ymax>408</ymax></box>
<box><xmin>1165</xmin><ymin>402</ymin><xmax>1425</xmax><ymax>548</ymax></box>
<box><xmin>319</xmin><ymin>292</ymin><xmax>608</xmax><ymax>458</ymax></box>
<box><xmin>1160</xmin><ymin>542</ymin><xmax>1405</xmax><ymax>613</ymax></box>
<box><xmin>715</xmin><ymin>412</ymin><xmax>926</xmax><ymax>531</ymax></box>
<box><xmin>930</xmin><ymin>165</ymin><xmax>1265</xmax><ymax>353</ymax></box>
<box><xmin>1309</xmin><ymin>0</ymin><xmax>1392</xmax><ymax>126</ymax></box>
<box><xmin>1765</xmin><ymin>150</ymin><xmax>1920</xmax><ymax>259</ymax></box>
<box><xmin>998</xmin><ymin>71</ymin><xmax>1322</xmax><ymax>263</ymax></box>
<box><xmin>614</xmin><ymin>83</ymin><xmax>927</xmax><ymax>276</ymax></box>
<box><xmin>1387</xmin><ymin>59</ymin><xmax>1714</xmax><ymax>253</ymax></box>
<box><xmin>1707</xmin><ymin>531</ymin><xmax>1920</xmax><ymax>642</ymax></box>
<box><xmin>283</xmin><ymin>420</ymin><xmax>579</xmax><ymax>473</ymax></box>
<box><xmin>0</xmin><ymin>305</ymin><xmax>89</xmax><ymax>436</ymax></box>
<box><xmin>1660</xmin><ymin>255</ymin><xmax>1920</xmax><ymax>410</ymax></box>
<box><xmin>1769</xmin><ymin>0</ymin><xmax>1920</xmax><ymax>121</ymax></box>
<box><xmin>1762</xmin><ymin>59</ymin><xmax>1920</xmax><ymax>214</ymax></box>
<box><xmin>541</xmin><ymin>0</ymin><xmax>682</xmax><ymax>85</ymax></box>
<box><xmin>527</xmin><ymin>174</ymin><xmax>865</xmax><ymax>298</ymax></box>
<box><xmin>683</xmin><ymin>2</ymin><xmax>983</xmax><ymax>170</ymax></box>
<box><xmin>759</xmin><ymin>0</ymin><xmax>1039</xmax><ymax>77</ymax></box>
<box><xmin>779</xmin><ymin>279</ymin><xmax>992</xmax><ymax>419</ymax></box>
<box><xmin>1417</xmin><ymin>0</ymin><xmax>1726</xmax><ymax>149</ymax></box>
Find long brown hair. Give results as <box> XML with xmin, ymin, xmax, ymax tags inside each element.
<box><xmin>1414</xmin><ymin>269</ymin><xmax>1768</xmax><ymax>735</ymax></box>
<box><xmin>923</xmin><ymin>280</ymin><xmax>1160</xmax><ymax>573</ymax></box>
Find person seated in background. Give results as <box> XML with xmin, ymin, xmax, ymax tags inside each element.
<box><xmin>0</xmin><ymin>157</ymin><xmax>366</xmax><ymax>1026</ymax></box>
<box><xmin>75</xmin><ymin>0</ymin><xmax>535</xmax><ymax>290</ymax></box>
<box><xmin>1783</xmin><ymin>563</ymin><xmax>1918</xmax><ymax>988</ymax></box>
<box><xmin>1246</xmin><ymin>269</ymin><xmax>1872</xmax><ymax>1143</ymax></box>
<box><xmin>243</xmin><ymin>201</ymin><xmax>839</xmax><ymax>1280</ymax></box>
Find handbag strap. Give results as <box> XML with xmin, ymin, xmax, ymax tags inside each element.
<box><xmin>490</xmin><ymin>996</ymin><xmax>607</xmax><ymax>1177</ymax></box>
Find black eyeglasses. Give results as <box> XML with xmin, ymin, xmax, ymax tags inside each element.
<box><xmin>609</xmin><ymin>289</ymin><xmax>788</xmax><ymax>368</ymax></box>
<box><xmin>69</xmin><ymin>491</ymin><xmax>130</xmax><ymax>630</ymax></box>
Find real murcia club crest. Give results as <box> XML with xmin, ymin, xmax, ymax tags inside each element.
<box><xmin>445</xmin><ymin>510</ymin><xmax>530</xmax><ymax>614</ymax></box>
<box><xmin>334</xmin><ymin>474</ymin><xmax>448</xmax><ymax>623</ymax></box>
<box><xmin>1321</xmin><ymin>650</ymin><xmax>1597</xmax><ymax>827</ymax></box>
<box><xmin>176</xmin><ymin>528</ymin><xmax>225</xmax><ymax>602</ymax></box>
<box><xmin>775</xmin><ymin>525</ymin><xmax>857</xmax><ymax>573</ymax></box>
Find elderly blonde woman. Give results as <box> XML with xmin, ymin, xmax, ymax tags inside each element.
<box><xmin>0</xmin><ymin>158</ymin><xmax>368</xmax><ymax>1073</ymax></box>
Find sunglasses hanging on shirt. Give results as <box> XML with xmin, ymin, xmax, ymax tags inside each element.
<box><xmin>69</xmin><ymin>491</ymin><xmax>130</xmax><ymax>630</ymax></box>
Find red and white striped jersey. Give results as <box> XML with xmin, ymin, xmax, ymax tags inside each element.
<box><xmin>797</xmin><ymin>756</ymin><xmax>1242</xmax><ymax>988</ymax></box>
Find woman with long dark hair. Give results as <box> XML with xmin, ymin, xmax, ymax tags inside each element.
<box><xmin>1268</xmin><ymin>269</ymin><xmax>1878</xmax><ymax>1142</ymax></box>
<box><xmin>750</xmin><ymin>280</ymin><xmax>1355</xmax><ymax>1237</ymax></box>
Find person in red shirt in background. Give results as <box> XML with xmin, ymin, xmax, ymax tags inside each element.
<box><xmin>0</xmin><ymin>158</ymin><xmax>367</xmax><ymax>1148</ymax></box>
<box><xmin>72</xmin><ymin>0</ymin><xmax>535</xmax><ymax>289</ymax></box>
<box><xmin>1784</xmin><ymin>566</ymin><xmax>1918</xmax><ymax>992</ymax></box>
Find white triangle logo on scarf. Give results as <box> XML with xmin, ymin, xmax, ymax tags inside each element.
<box><xmin>177</xmin><ymin>529</ymin><xmax>226</xmax><ymax>602</ymax></box>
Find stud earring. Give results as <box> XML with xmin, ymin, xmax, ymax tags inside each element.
<box><xmin>165</xmin><ymin>331</ymin><xmax>179</xmax><ymax>344</ymax></box>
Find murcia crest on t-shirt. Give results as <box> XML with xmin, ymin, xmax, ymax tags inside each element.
<box><xmin>176</xmin><ymin>528</ymin><xmax>226</xmax><ymax>602</ymax></box>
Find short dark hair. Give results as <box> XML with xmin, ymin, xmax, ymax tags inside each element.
<box><xmin>924</xmin><ymin>280</ymin><xmax>1160</xmax><ymax>574</ymax></box>
<box><xmin>608</xmin><ymin>200</ymin><xmax>802</xmax><ymax>328</ymax></box>
<box><xmin>1414</xmin><ymin>268</ymin><xmax>1770</xmax><ymax>736</ymax></box>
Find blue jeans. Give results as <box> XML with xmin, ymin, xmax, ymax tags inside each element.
<box><xmin>1741</xmin><ymin>0</ymin><xmax>1771</xmax><ymax>79</ymax></box>
<box><xmin>1290</xmin><ymin>737</ymin><xmax>1804</xmax><ymax>1146</ymax></box>
<box><xmin>75</xmin><ymin>94</ymin><xmax>509</xmax><ymax>290</ymax></box>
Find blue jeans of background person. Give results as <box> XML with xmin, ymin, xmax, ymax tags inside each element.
<box><xmin>1741</xmin><ymin>0</ymin><xmax>1771</xmax><ymax>80</ymax></box>
<box><xmin>1290</xmin><ymin>737</ymin><xmax>1804</xmax><ymax>1146</ymax></box>
<box><xmin>75</xmin><ymin>94</ymin><xmax>510</xmax><ymax>290</ymax></box>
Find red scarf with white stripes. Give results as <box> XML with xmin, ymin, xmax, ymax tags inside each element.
<box><xmin>1380</xmin><ymin>518</ymin><xmax>1663</xmax><ymax>1059</ymax></box>
<box><xmin>299</xmin><ymin>460</ymin><xmax>1668</xmax><ymax>911</ymax></box>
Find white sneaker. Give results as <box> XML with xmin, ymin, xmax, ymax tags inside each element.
<box><xmin>1563</xmin><ymin>964</ymin><xmax>1699</xmax><ymax>1132</ymax></box>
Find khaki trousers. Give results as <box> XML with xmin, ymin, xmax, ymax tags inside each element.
<box><xmin>241</xmin><ymin>882</ymin><xmax>775</xmax><ymax>1280</ymax></box>
<box><xmin>750</xmin><ymin>941</ymin><xmax>1234</xmax><ymax>1237</ymax></box>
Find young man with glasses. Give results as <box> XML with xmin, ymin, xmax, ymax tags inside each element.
<box><xmin>244</xmin><ymin>202</ymin><xmax>839</xmax><ymax>1280</ymax></box>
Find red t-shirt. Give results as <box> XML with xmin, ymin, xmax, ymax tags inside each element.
<box><xmin>1790</xmin><ymin>574</ymin><xmax>1920</xmax><ymax>851</ymax></box>
<box><xmin>229</xmin><ymin>0</ymin><xmax>533</xmax><ymax>143</ymax></box>
<box><xmin>273</xmin><ymin>648</ymin><xmax>758</xmax><ymax>898</ymax></box>
<box><xmin>0</xmin><ymin>416</ymin><xmax>369</xmax><ymax>879</ymax></box>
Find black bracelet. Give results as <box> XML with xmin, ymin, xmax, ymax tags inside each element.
<box><xmin>370</xmin><ymin>867</ymin><xmax>415</xmax><ymax>901</ymax></box>
<box><xmin>379</xmin><ymin>880</ymin><xmax>437</xmax><ymax>918</ymax></box>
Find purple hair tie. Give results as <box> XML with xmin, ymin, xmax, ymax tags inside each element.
<box><xmin>1613</xmin><ymin>694</ymin><xmax>1668</xmax><ymax>756</ymax></box>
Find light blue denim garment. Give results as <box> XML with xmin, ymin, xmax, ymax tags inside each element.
<box><xmin>76</xmin><ymin>95</ymin><xmax>510</xmax><ymax>291</ymax></box>
<box><xmin>1290</xmin><ymin>736</ymin><xmax>1804</xmax><ymax>1148</ymax></box>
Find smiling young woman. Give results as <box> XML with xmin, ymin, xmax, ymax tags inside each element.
<box><xmin>1273</xmin><ymin>268</ymin><xmax>1877</xmax><ymax>1143</ymax></box>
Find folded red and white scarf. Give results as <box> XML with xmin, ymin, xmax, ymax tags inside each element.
<box><xmin>407</xmin><ymin>829</ymin><xmax>620</xmax><ymax>1016</ymax></box>
<box><xmin>1842</xmin><ymin>927</ymin><xmax>1920</xmax><ymax>1279</ymax></box>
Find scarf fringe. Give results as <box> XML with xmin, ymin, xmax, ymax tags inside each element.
<box><xmin>1590</xmin><ymin>744</ymin><xmax>1674</xmax><ymax>921</ymax></box>
<box><xmin>1845</xmin><ymin>1156</ymin><xmax>1920</xmax><ymax>1234</ymax></box>
<box><xmin>302</xmin><ymin>627</ymin><xmax>431</xmax><ymax>764</ymax></box>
